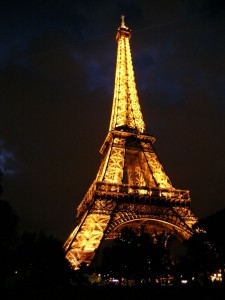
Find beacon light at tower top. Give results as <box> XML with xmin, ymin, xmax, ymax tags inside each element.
<box><xmin>63</xmin><ymin>16</ymin><xmax>198</xmax><ymax>271</ymax></box>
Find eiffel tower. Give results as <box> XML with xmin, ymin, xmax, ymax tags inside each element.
<box><xmin>64</xmin><ymin>16</ymin><xmax>198</xmax><ymax>270</ymax></box>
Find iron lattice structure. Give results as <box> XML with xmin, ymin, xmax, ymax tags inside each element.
<box><xmin>64</xmin><ymin>17</ymin><xmax>198</xmax><ymax>270</ymax></box>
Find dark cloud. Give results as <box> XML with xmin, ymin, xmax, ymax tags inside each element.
<box><xmin>1</xmin><ymin>0</ymin><xmax>225</xmax><ymax>241</ymax></box>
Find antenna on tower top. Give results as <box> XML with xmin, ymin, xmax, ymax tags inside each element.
<box><xmin>121</xmin><ymin>15</ymin><xmax>125</xmax><ymax>28</ymax></box>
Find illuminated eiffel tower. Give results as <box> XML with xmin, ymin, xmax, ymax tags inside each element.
<box><xmin>64</xmin><ymin>16</ymin><xmax>198</xmax><ymax>270</ymax></box>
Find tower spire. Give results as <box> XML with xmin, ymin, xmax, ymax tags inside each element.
<box><xmin>109</xmin><ymin>17</ymin><xmax>146</xmax><ymax>134</ymax></box>
<box><xmin>121</xmin><ymin>14</ymin><xmax>125</xmax><ymax>28</ymax></box>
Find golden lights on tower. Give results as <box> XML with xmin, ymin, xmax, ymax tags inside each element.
<box><xmin>63</xmin><ymin>17</ymin><xmax>198</xmax><ymax>270</ymax></box>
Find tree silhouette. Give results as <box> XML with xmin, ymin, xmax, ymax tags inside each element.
<box><xmin>98</xmin><ymin>227</ymin><xmax>173</xmax><ymax>285</ymax></box>
<box><xmin>15</xmin><ymin>231</ymin><xmax>72</xmax><ymax>289</ymax></box>
<box><xmin>0</xmin><ymin>172</ymin><xmax>19</xmax><ymax>289</ymax></box>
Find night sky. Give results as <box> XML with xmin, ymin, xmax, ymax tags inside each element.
<box><xmin>1</xmin><ymin>0</ymin><xmax>225</xmax><ymax>242</ymax></box>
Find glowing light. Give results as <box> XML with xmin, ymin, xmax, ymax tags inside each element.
<box><xmin>64</xmin><ymin>18</ymin><xmax>198</xmax><ymax>271</ymax></box>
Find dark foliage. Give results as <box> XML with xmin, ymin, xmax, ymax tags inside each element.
<box><xmin>14</xmin><ymin>231</ymin><xmax>72</xmax><ymax>289</ymax></box>
<box><xmin>96</xmin><ymin>227</ymin><xmax>173</xmax><ymax>285</ymax></box>
<box><xmin>0</xmin><ymin>172</ymin><xmax>19</xmax><ymax>288</ymax></box>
